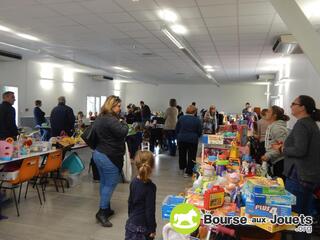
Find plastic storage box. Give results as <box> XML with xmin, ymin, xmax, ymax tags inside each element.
<box><xmin>162</xmin><ymin>195</ymin><xmax>185</xmax><ymax>220</ymax></box>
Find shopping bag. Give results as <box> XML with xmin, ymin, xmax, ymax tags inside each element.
<box><xmin>122</xmin><ymin>143</ymin><xmax>132</xmax><ymax>182</ymax></box>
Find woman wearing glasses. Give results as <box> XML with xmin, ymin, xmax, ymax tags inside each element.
<box><xmin>273</xmin><ymin>95</ymin><xmax>320</xmax><ymax>240</ymax></box>
<box><xmin>92</xmin><ymin>95</ymin><xmax>128</xmax><ymax>227</ymax></box>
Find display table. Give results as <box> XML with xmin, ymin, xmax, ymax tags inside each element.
<box><xmin>0</xmin><ymin>149</ymin><xmax>59</xmax><ymax>165</ymax></box>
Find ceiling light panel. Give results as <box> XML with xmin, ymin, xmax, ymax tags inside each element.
<box><xmin>0</xmin><ymin>25</ymin><xmax>13</xmax><ymax>32</ymax></box>
<box><xmin>158</xmin><ymin>9</ymin><xmax>178</xmax><ymax>22</ymax></box>
<box><xmin>170</xmin><ymin>24</ymin><xmax>188</xmax><ymax>34</ymax></box>
<box><xmin>16</xmin><ymin>33</ymin><xmax>41</xmax><ymax>41</ymax></box>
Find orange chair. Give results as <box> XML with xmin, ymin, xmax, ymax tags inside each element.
<box><xmin>31</xmin><ymin>150</ymin><xmax>64</xmax><ymax>202</ymax></box>
<box><xmin>0</xmin><ymin>156</ymin><xmax>42</xmax><ymax>216</ymax></box>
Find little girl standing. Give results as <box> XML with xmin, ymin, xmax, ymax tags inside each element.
<box><xmin>125</xmin><ymin>150</ymin><xmax>157</xmax><ymax>240</ymax></box>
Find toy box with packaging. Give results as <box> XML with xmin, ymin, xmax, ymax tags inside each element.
<box><xmin>245</xmin><ymin>198</ymin><xmax>292</xmax><ymax>218</ymax></box>
<box><xmin>251</xmin><ymin>190</ymin><xmax>296</xmax><ymax>206</ymax></box>
<box><xmin>203</xmin><ymin>186</ymin><xmax>225</xmax><ymax>210</ymax></box>
<box><xmin>162</xmin><ymin>195</ymin><xmax>185</xmax><ymax>220</ymax></box>
<box><xmin>246</xmin><ymin>177</ymin><xmax>285</xmax><ymax>195</ymax></box>
<box><xmin>240</xmin><ymin>207</ymin><xmax>296</xmax><ymax>233</ymax></box>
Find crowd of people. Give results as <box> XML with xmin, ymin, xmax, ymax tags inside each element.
<box><xmin>1</xmin><ymin>91</ymin><xmax>320</xmax><ymax>239</ymax></box>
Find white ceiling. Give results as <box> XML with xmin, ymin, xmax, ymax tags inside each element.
<box><xmin>0</xmin><ymin>0</ymin><xmax>318</xmax><ymax>84</ymax></box>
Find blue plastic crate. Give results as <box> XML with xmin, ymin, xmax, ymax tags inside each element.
<box><xmin>61</xmin><ymin>152</ymin><xmax>85</xmax><ymax>174</ymax></box>
<box><xmin>162</xmin><ymin>195</ymin><xmax>185</xmax><ymax>220</ymax></box>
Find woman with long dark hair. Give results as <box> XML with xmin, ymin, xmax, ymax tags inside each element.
<box><xmin>261</xmin><ymin>105</ymin><xmax>289</xmax><ymax>179</ymax></box>
<box><xmin>273</xmin><ymin>95</ymin><xmax>320</xmax><ymax>240</ymax></box>
<box><xmin>93</xmin><ymin>95</ymin><xmax>128</xmax><ymax>227</ymax></box>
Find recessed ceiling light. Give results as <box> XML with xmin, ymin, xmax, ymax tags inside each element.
<box><xmin>158</xmin><ymin>9</ymin><xmax>178</xmax><ymax>22</ymax></box>
<box><xmin>204</xmin><ymin>65</ymin><xmax>213</xmax><ymax>69</ymax></box>
<box><xmin>122</xmin><ymin>69</ymin><xmax>133</xmax><ymax>73</ymax></box>
<box><xmin>170</xmin><ymin>24</ymin><xmax>187</xmax><ymax>34</ymax></box>
<box><xmin>0</xmin><ymin>25</ymin><xmax>12</xmax><ymax>32</ymax></box>
<box><xmin>16</xmin><ymin>33</ymin><xmax>40</xmax><ymax>41</ymax></box>
<box><xmin>113</xmin><ymin>66</ymin><xmax>124</xmax><ymax>70</ymax></box>
<box><xmin>206</xmin><ymin>69</ymin><xmax>215</xmax><ymax>72</ymax></box>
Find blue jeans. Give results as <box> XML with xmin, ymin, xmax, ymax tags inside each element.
<box><xmin>93</xmin><ymin>150</ymin><xmax>120</xmax><ymax>209</ymax></box>
<box><xmin>285</xmin><ymin>178</ymin><xmax>315</xmax><ymax>216</ymax></box>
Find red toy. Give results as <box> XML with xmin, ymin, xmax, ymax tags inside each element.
<box><xmin>204</xmin><ymin>186</ymin><xmax>225</xmax><ymax>210</ymax></box>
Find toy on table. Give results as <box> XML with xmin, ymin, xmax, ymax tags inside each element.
<box><xmin>0</xmin><ymin>138</ymin><xmax>14</xmax><ymax>161</ymax></box>
<box><xmin>224</xmin><ymin>172</ymin><xmax>241</xmax><ymax>194</ymax></box>
<box><xmin>241</xmin><ymin>161</ymin><xmax>256</xmax><ymax>176</ymax></box>
<box><xmin>213</xmin><ymin>203</ymin><xmax>238</xmax><ymax>216</ymax></box>
<box><xmin>204</xmin><ymin>185</ymin><xmax>225</xmax><ymax>210</ymax></box>
<box><xmin>229</xmin><ymin>143</ymin><xmax>239</xmax><ymax>159</ymax></box>
<box><xmin>202</xmin><ymin>164</ymin><xmax>215</xmax><ymax>178</ymax></box>
<box><xmin>162</xmin><ymin>195</ymin><xmax>185</xmax><ymax>220</ymax></box>
<box><xmin>216</xmin><ymin>160</ymin><xmax>229</xmax><ymax>176</ymax></box>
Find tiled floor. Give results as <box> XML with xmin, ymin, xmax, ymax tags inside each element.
<box><xmin>0</xmin><ymin>149</ymin><xmax>191</xmax><ymax>240</ymax></box>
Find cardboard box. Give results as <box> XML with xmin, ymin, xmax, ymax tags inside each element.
<box><xmin>251</xmin><ymin>190</ymin><xmax>296</xmax><ymax>206</ymax></box>
<box><xmin>240</xmin><ymin>207</ymin><xmax>296</xmax><ymax>233</ymax></box>
<box><xmin>246</xmin><ymin>177</ymin><xmax>285</xmax><ymax>195</ymax></box>
<box><xmin>245</xmin><ymin>198</ymin><xmax>291</xmax><ymax>218</ymax></box>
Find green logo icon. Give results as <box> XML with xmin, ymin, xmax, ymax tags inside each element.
<box><xmin>170</xmin><ymin>203</ymin><xmax>201</xmax><ymax>235</ymax></box>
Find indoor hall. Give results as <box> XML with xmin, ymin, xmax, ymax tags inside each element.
<box><xmin>1</xmin><ymin>0</ymin><xmax>320</xmax><ymax>240</ymax></box>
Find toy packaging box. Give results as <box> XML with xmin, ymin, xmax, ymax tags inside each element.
<box><xmin>240</xmin><ymin>207</ymin><xmax>296</xmax><ymax>233</ymax></box>
<box><xmin>245</xmin><ymin>198</ymin><xmax>292</xmax><ymax>218</ymax></box>
<box><xmin>251</xmin><ymin>190</ymin><xmax>296</xmax><ymax>206</ymax></box>
<box><xmin>246</xmin><ymin>177</ymin><xmax>285</xmax><ymax>195</ymax></box>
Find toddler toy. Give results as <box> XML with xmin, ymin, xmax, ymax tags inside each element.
<box><xmin>202</xmin><ymin>164</ymin><xmax>215</xmax><ymax>178</ymax></box>
<box><xmin>204</xmin><ymin>186</ymin><xmax>225</xmax><ymax>210</ymax></box>
<box><xmin>0</xmin><ymin>139</ymin><xmax>14</xmax><ymax>161</ymax></box>
<box><xmin>216</xmin><ymin>160</ymin><xmax>229</xmax><ymax>176</ymax></box>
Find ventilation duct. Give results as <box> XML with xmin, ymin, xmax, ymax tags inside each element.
<box><xmin>0</xmin><ymin>50</ymin><xmax>22</xmax><ymax>62</ymax></box>
<box><xmin>92</xmin><ymin>75</ymin><xmax>113</xmax><ymax>81</ymax></box>
<box><xmin>273</xmin><ymin>34</ymin><xmax>303</xmax><ymax>54</ymax></box>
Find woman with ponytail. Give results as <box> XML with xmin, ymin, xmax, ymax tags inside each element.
<box><xmin>273</xmin><ymin>95</ymin><xmax>320</xmax><ymax>240</ymax></box>
<box><xmin>261</xmin><ymin>105</ymin><xmax>289</xmax><ymax>179</ymax></box>
<box><xmin>125</xmin><ymin>151</ymin><xmax>156</xmax><ymax>240</ymax></box>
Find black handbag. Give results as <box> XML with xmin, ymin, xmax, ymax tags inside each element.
<box><xmin>81</xmin><ymin>125</ymin><xmax>97</xmax><ymax>149</ymax></box>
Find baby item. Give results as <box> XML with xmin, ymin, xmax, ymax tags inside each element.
<box><xmin>0</xmin><ymin>139</ymin><xmax>14</xmax><ymax>161</ymax></box>
<box><xmin>204</xmin><ymin>185</ymin><xmax>225</xmax><ymax>210</ymax></box>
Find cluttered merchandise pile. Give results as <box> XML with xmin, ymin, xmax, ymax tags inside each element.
<box><xmin>162</xmin><ymin>123</ymin><xmax>303</xmax><ymax>240</ymax></box>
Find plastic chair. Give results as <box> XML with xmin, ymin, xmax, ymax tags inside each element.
<box><xmin>0</xmin><ymin>156</ymin><xmax>42</xmax><ymax>216</ymax></box>
<box><xmin>30</xmin><ymin>150</ymin><xmax>64</xmax><ymax>202</ymax></box>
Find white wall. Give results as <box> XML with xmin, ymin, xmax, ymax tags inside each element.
<box><xmin>125</xmin><ymin>83</ymin><xmax>268</xmax><ymax>114</ymax></box>
<box><xmin>0</xmin><ymin>60</ymin><xmax>126</xmax><ymax>121</ymax></box>
<box><xmin>271</xmin><ymin>55</ymin><xmax>320</xmax><ymax>128</ymax></box>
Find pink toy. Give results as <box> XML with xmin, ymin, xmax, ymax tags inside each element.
<box><xmin>0</xmin><ymin>140</ymin><xmax>14</xmax><ymax>161</ymax></box>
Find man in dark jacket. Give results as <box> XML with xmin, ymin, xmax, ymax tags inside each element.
<box><xmin>0</xmin><ymin>91</ymin><xmax>18</xmax><ymax>140</ymax></box>
<box><xmin>140</xmin><ymin>101</ymin><xmax>151</xmax><ymax>123</ymax></box>
<box><xmin>50</xmin><ymin>96</ymin><xmax>75</xmax><ymax>137</ymax></box>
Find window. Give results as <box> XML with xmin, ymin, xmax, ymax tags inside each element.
<box><xmin>86</xmin><ymin>96</ymin><xmax>95</xmax><ymax>117</ymax></box>
<box><xmin>87</xmin><ymin>96</ymin><xmax>103</xmax><ymax>117</ymax></box>
<box><xmin>3</xmin><ymin>86</ymin><xmax>18</xmax><ymax>125</ymax></box>
<box><xmin>95</xmin><ymin>97</ymin><xmax>100</xmax><ymax>114</ymax></box>
<box><xmin>101</xmin><ymin>96</ymin><xmax>107</xmax><ymax>107</ymax></box>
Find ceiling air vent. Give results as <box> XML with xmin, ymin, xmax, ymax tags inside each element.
<box><xmin>92</xmin><ymin>75</ymin><xmax>113</xmax><ymax>81</ymax></box>
<box><xmin>142</xmin><ymin>52</ymin><xmax>154</xmax><ymax>56</ymax></box>
<box><xmin>0</xmin><ymin>50</ymin><xmax>22</xmax><ymax>62</ymax></box>
<box><xmin>273</xmin><ymin>34</ymin><xmax>303</xmax><ymax>54</ymax></box>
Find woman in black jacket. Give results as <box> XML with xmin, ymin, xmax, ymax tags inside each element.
<box><xmin>273</xmin><ymin>95</ymin><xmax>320</xmax><ymax>240</ymax></box>
<box><xmin>93</xmin><ymin>95</ymin><xmax>128</xmax><ymax>227</ymax></box>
